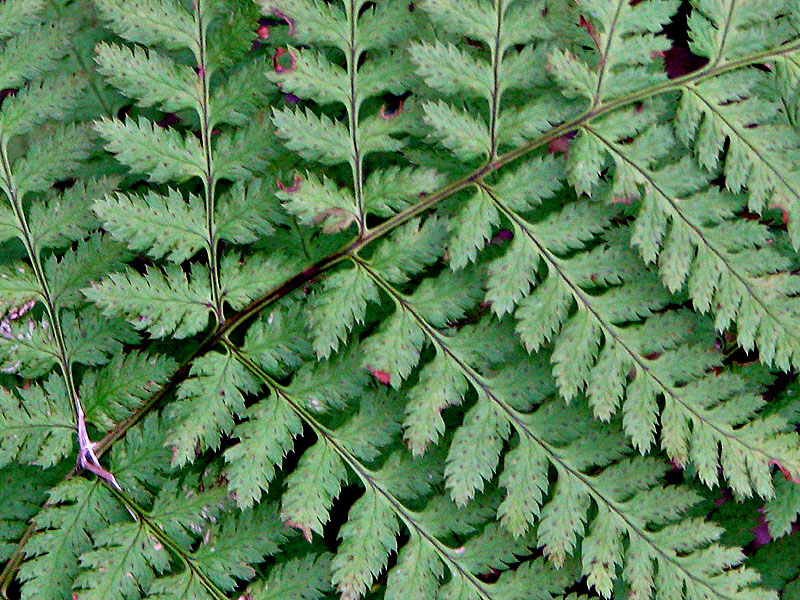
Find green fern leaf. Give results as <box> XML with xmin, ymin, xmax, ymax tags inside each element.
<box><xmin>94</xmin><ymin>117</ymin><xmax>204</xmax><ymax>184</ymax></box>
<box><xmin>83</xmin><ymin>264</ymin><xmax>213</xmax><ymax>339</ymax></box>
<box><xmin>93</xmin><ymin>189</ymin><xmax>206</xmax><ymax>263</ymax></box>
<box><xmin>281</xmin><ymin>439</ymin><xmax>348</xmax><ymax>542</ymax></box>
<box><xmin>0</xmin><ymin>22</ymin><xmax>70</xmax><ymax>90</ymax></box>
<box><xmin>94</xmin><ymin>42</ymin><xmax>198</xmax><ymax>113</ymax></box>
<box><xmin>166</xmin><ymin>350</ymin><xmax>258</xmax><ymax>465</ymax></box>
<box><xmin>306</xmin><ymin>264</ymin><xmax>380</xmax><ymax>359</ymax></box>
<box><xmin>18</xmin><ymin>480</ymin><xmax>119</xmax><ymax>600</ymax></box>
<box><xmin>93</xmin><ymin>0</ymin><xmax>195</xmax><ymax>52</ymax></box>
<box><xmin>80</xmin><ymin>351</ymin><xmax>175</xmax><ymax>430</ymax></box>
<box><xmin>247</xmin><ymin>554</ymin><xmax>333</xmax><ymax>600</ymax></box>
<box><xmin>332</xmin><ymin>490</ymin><xmax>400</xmax><ymax>600</ymax></box>
<box><xmin>0</xmin><ymin>377</ymin><xmax>74</xmax><ymax>468</ymax></box>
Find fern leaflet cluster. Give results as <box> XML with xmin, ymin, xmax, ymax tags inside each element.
<box><xmin>2</xmin><ymin>1</ymin><xmax>800</xmax><ymax>600</ymax></box>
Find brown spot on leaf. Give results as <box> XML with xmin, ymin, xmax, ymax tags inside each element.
<box><xmin>273</xmin><ymin>47</ymin><xmax>296</xmax><ymax>73</ymax></box>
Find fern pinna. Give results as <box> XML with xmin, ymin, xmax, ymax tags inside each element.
<box><xmin>2</xmin><ymin>0</ymin><xmax>800</xmax><ymax>599</ymax></box>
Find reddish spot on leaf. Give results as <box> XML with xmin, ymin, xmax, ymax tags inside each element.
<box><xmin>270</xmin><ymin>9</ymin><xmax>295</xmax><ymax>35</ymax></box>
<box><xmin>273</xmin><ymin>47</ymin><xmax>296</xmax><ymax>73</ymax></box>
<box><xmin>277</xmin><ymin>174</ymin><xmax>302</xmax><ymax>192</ymax></box>
<box><xmin>548</xmin><ymin>133</ymin><xmax>573</xmax><ymax>155</ymax></box>
<box><xmin>610</xmin><ymin>196</ymin><xmax>635</xmax><ymax>205</ymax></box>
<box><xmin>7</xmin><ymin>299</ymin><xmax>35</xmax><ymax>321</ymax></box>
<box><xmin>257</xmin><ymin>25</ymin><xmax>270</xmax><ymax>39</ymax></box>
<box><xmin>285</xmin><ymin>520</ymin><xmax>313</xmax><ymax>542</ymax></box>
<box><xmin>380</xmin><ymin>99</ymin><xmax>404</xmax><ymax>119</ymax></box>
<box><xmin>769</xmin><ymin>460</ymin><xmax>800</xmax><ymax>484</ymax></box>
<box><xmin>366</xmin><ymin>366</ymin><xmax>391</xmax><ymax>386</ymax></box>
<box><xmin>579</xmin><ymin>15</ymin><xmax>599</xmax><ymax>47</ymax></box>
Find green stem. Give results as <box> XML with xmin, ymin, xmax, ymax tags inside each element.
<box><xmin>193</xmin><ymin>0</ymin><xmax>224</xmax><ymax>323</ymax></box>
<box><xmin>345</xmin><ymin>0</ymin><xmax>366</xmax><ymax>234</ymax></box>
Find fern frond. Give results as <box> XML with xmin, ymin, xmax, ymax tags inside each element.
<box><xmin>579</xmin><ymin>107</ymin><xmax>800</xmax><ymax>370</ymax></box>
<box><xmin>676</xmin><ymin>68</ymin><xmax>800</xmax><ymax>247</ymax></box>
<box><xmin>229</xmin><ymin>342</ymin><xmax>577</xmax><ymax>600</ymax></box>
<box><xmin>264</xmin><ymin>0</ymin><xmax>422</xmax><ymax>234</ymax></box>
<box><xmin>94</xmin><ymin>189</ymin><xmax>206</xmax><ymax>263</ymax></box>
<box><xmin>94</xmin><ymin>42</ymin><xmax>199</xmax><ymax>114</ymax></box>
<box><xmin>548</xmin><ymin>0</ymin><xmax>676</xmax><ymax>105</ymax></box>
<box><xmin>80</xmin><ymin>352</ymin><xmax>176</xmax><ymax>430</ymax></box>
<box><xmin>0</xmin><ymin>73</ymin><xmax>86</xmax><ymax>140</ymax></box>
<box><xmin>0</xmin><ymin>21</ymin><xmax>70</xmax><ymax>90</ymax></box>
<box><xmin>306</xmin><ymin>263</ymin><xmax>380</xmax><ymax>359</ymax></box>
<box><xmin>94</xmin><ymin>117</ymin><xmax>204</xmax><ymax>185</ymax></box>
<box><xmin>688</xmin><ymin>0</ymin><xmax>795</xmax><ymax>65</ymax></box>
<box><xmin>92</xmin><ymin>0</ymin><xmax>195</xmax><ymax>51</ymax></box>
<box><xmin>45</xmin><ymin>235</ymin><xmax>129</xmax><ymax>309</ymax></box>
<box><xmin>351</xmin><ymin>237</ymin><xmax>778</xmax><ymax>598</ymax></box>
<box><xmin>18</xmin><ymin>479</ymin><xmax>118</xmax><ymax>600</ymax></box>
<box><xmin>27</xmin><ymin>178</ymin><xmax>115</xmax><ymax>252</ymax></box>
<box><xmin>0</xmin><ymin>464</ymin><xmax>58</xmax><ymax>565</ymax></box>
<box><xmin>92</xmin><ymin>0</ymin><xmax>283</xmax><ymax>333</ymax></box>
<box><xmin>0</xmin><ymin>0</ymin><xmax>47</xmax><ymax>40</ymax></box>
<box><xmin>746</xmin><ymin>527</ymin><xmax>800</xmax><ymax>597</ymax></box>
<box><xmin>5</xmin><ymin>3</ymin><xmax>800</xmax><ymax>600</ymax></box>
<box><xmin>0</xmin><ymin>20</ymin><xmax>142</xmax><ymax>594</ymax></box>
<box><xmin>73</xmin><ymin>482</ymin><xmax>287</xmax><ymax>600</ymax></box>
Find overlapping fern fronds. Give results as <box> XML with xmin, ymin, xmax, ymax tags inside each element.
<box><xmin>2</xmin><ymin>1</ymin><xmax>800</xmax><ymax>600</ymax></box>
